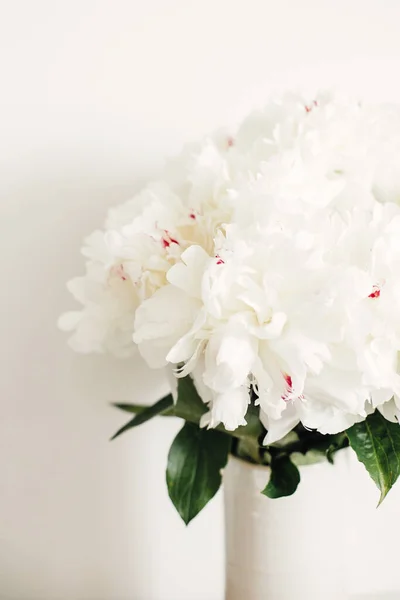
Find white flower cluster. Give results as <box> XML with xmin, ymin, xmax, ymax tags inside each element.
<box><xmin>60</xmin><ymin>92</ymin><xmax>400</xmax><ymax>443</ymax></box>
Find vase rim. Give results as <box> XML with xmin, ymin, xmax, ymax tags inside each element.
<box><xmin>227</xmin><ymin>447</ymin><xmax>349</xmax><ymax>472</ymax></box>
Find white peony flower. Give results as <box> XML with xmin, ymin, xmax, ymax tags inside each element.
<box><xmin>61</xmin><ymin>91</ymin><xmax>400</xmax><ymax>442</ymax></box>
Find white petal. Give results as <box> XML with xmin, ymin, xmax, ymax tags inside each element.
<box><xmin>203</xmin><ymin>327</ymin><xmax>258</xmax><ymax>393</ymax></box>
<box><xmin>209</xmin><ymin>387</ymin><xmax>250</xmax><ymax>431</ymax></box>
<box><xmin>58</xmin><ymin>311</ymin><xmax>81</xmax><ymax>331</ymax></box>
<box><xmin>255</xmin><ymin>312</ymin><xmax>287</xmax><ymax>339</ymax></box>
<box><xmin>133</xmin><ymin>285</ymin><xmax>201</xmax><ymax>368</ymax></box>
<box><xmin>261</xmin><ymin>404</ymin><xmax>300</xmax><ymax>445</ymax></box>
<box><xmin>165</xmin><ymin>366</ymin><xmax>178</xmax><ymax>403</ymax></box>
<box><xmin>167</xmin><ymin>245</ymin><xmax>210</xmax><ymax>298</ymax></box>
<box><xmin>191</xmin><ymin>356</ymin><xmax>214</xmax><ymax>406</ymax></box>
<box><xmin>378</xmin><ymin>398</ymin><xmax>400</xmax><ymax>423</ymax></box>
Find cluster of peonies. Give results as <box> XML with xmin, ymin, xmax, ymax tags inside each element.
<box><xmin>60</xmin><ymin>91</ymin><xmax>400</xmax><ymax>445</ymax></box>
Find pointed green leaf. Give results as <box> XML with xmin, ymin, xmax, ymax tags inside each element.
<box><xmin>112</xmin><ymin>395</ymin><xmax>174</xmax><ymax>415</ymax></box>
<box><xmin>111</xmin><ymin>376</ymin><xmax>264</xmax><ymax>445</ymax></box>
<box><xmin>110</xmin><ymin>394</ymin><xmax>174</xmax><ymax>440</ymax></box>
<box><xmin>166</xmin><ymin>422</ymin><xmax>231</xmax><ymax>524</ymax></box>
<box><xmin>112</xmin><ymin>403</ymin><xmax>152</xmax><ymax>414</ymax></box>
<box><xmin>346</xmin><ymin>410</ymin><xmax>400</xmax><ymax>504</ymax></box>
<box><xmin>262</xmin><ymin>455</ymin><xmax>300</xmax><ymax>499</ymax></box>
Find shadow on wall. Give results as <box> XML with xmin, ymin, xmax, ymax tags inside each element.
<box><xmin>3</xmin><ymin>168</ymin><xmax>224</xmax><ymax>600</ymax></box>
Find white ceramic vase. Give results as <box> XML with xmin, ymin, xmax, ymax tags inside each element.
<box><xmin>223</xmin><ymin>451</ymin><xmax>351</xmax><ymax>600</ymax></box>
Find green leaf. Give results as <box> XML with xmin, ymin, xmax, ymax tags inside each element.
<box><xmin>326</xmin><ymin>433</ymin><xmax>348</xmax><ymax>465</ymax></box>
<box><xmin>261</xmin><ymin>455</ymin><xmax>300</xmax><ymax>499</ymax></box>
<box><xmin>110</xmin><ymin>394</ymin><xmax>174</xmax><ymax>440</ymax></box>
<box><xmin>112</xmin><ymin>396</ymin><xmax>174</xmax><ymax>415</ymax></box>
<box><xmin>166</xmin><ymin>422</ymin><xmax>231</xmax><ymax>524</ymax></box>
<box><xmin>173</xmin><ymin>376</ymin><xmax>208</xmax><ymax>422</ymax></box>
<box><xmin>346</xmin><ymin>410</ymin><xmax>400</xmax><ymax>504</ymax></box>
<box><xmin>236</xmin><ymin>401</ymin><xmax>265</xmax><ymax>442</ymax></box>
<box><xmin>235</xmin><ymin>437</ymin><xmax>262</xmax><ymax>464</ymax></box>
<box><xmin>326</xmin><ymin>445</ymin><xmax>336</xmax><ymax>465</ymax></box>
<box><xmin>111</xmin><ymin>376</ymin><xmax>264</xmax><ymax>447</ymax></box>
<box><xmin>112</xmin><ymin>403</ymin><xmax>153</xmax><ymax>414</ymax></box>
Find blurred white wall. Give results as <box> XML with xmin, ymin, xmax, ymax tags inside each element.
<box><xmin>1</xmin><ymin>1</ymin><xmax>400</xmax><ymax>598</ymax></box>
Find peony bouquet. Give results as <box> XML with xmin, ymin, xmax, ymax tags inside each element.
<box><xmin>60</xmin><ymin>92</ymin><xmax>400</xmax><ymax>523</ymax></box>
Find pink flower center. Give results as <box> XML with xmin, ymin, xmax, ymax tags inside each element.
<box><xmin>305</xmin><ymin>100</ymin><xmax>318</xmax><ymax>113</ymax></box>
<box><xmin>215</xmin><ymin>254</ymin><xmax>224</xmax><ymax>265</ymax></box>
<box><xmin>368</xmin><ymin>285</ymin><xmax>381</xmax><ymax>299</ymax></box>
<box><xmin>281</xmin><ymin>372</ymin><xmax>303</xmax><ymax>403</ymax></box>
<box><xmin>283</xmin><ymin>373</ymin><xmax>293</xmax><ymax>390</ymax></box>
<box><xmin>162</xmin><ymin>231</ymin><xmax>180</xmax><ymax>248</ymax></box>
<box><xmin>114</xmin><ymin>264</ymin><xmax>127</xmax><ymax>281</ymax></box>
<box><xmin>281</xmin><ymin>373</ymin><xmax>304</xmax><ymax>403</ymax></box>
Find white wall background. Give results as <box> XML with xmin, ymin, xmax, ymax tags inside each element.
<box><xmin>2</xmin><ymin>1</ymin><xmax>400</xmax><ymax>599</ymax></box>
